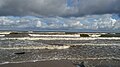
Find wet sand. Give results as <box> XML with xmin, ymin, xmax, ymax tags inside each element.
<box><xmin>0</xmin><ymin>59</ymin><xmax>120</xmax><ymax>67</ymax></box>
<box><xmin>0</xmin><ymin>60</ymin><xmax>75</xmax><ymax>67</ymax></box>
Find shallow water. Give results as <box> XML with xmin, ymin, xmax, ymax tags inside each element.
<box><xmin>0</xmin><ymin>38</ymin><xmax>120</xmax><ymax>66</ymax></box>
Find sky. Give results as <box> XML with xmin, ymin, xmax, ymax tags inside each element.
<box><xmin>0</xmin><ymin>0</ymin><xmax>120</xmax><ymax>32</ymax></box>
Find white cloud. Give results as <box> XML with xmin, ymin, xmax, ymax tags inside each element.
<box><xmin>0</xmin><ymin>14</ymin><xmax>119</xmax><ymax>31</ymax></box>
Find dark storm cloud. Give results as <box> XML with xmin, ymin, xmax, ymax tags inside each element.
<box><xmin>76</xmin><ymin>0</ymin><xmax>120</xmax><ymax>16</ymax></box>
<box><xmin>0</xmin><ymin>0</ymin><xmax>67</xmax><ymax>16</ymax></box>
<box><xmin>0</xmin><ymin>0</ymin><xmax>120</xmax><ymax>16</ymax></box>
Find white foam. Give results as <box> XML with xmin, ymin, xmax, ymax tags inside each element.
<box><xmin>1</xmin><ymin>37</ymin><xmax>120</xmax><ymax>40</ymax></box>
<box><xmin>0</xmin><ymin>35</ymin><xmax>5</xmax><ymax>37</ymax></box>
<box><xmin>29</xmin><ymin>34</ymin><xmax>80</xmax><ymax>37</ymax></box>
<box><xmin>0</xmin><ymin>45</ymin><xmax>70</xmax><ymax>50</ymax></box>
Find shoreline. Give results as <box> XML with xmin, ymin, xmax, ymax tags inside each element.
<box><xmin>0</xmin><ymin>60</ymin><xmax>75</xmax><ymax>67</ymax></box>
<box><xmin>0</xmin><ymin>59</ymin><xmax>120</xmax><ymax>67</ymax></box>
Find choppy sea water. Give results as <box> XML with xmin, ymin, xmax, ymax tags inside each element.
<box><xmin>0</xmin><ymin>37</ymin><xmax>120</xmax><ymax>66</ymax></box>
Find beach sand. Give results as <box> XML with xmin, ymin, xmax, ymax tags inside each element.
<box><xmin>0</xmin><ymin>60</ymin><xmax>75</xmax><ymax>67</ymax></box>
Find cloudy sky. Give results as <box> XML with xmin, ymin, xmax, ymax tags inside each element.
<box><xmin>0</xmin><ymin>0</ymin><xmax>120</xmax><ymax>32</ymax></box>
